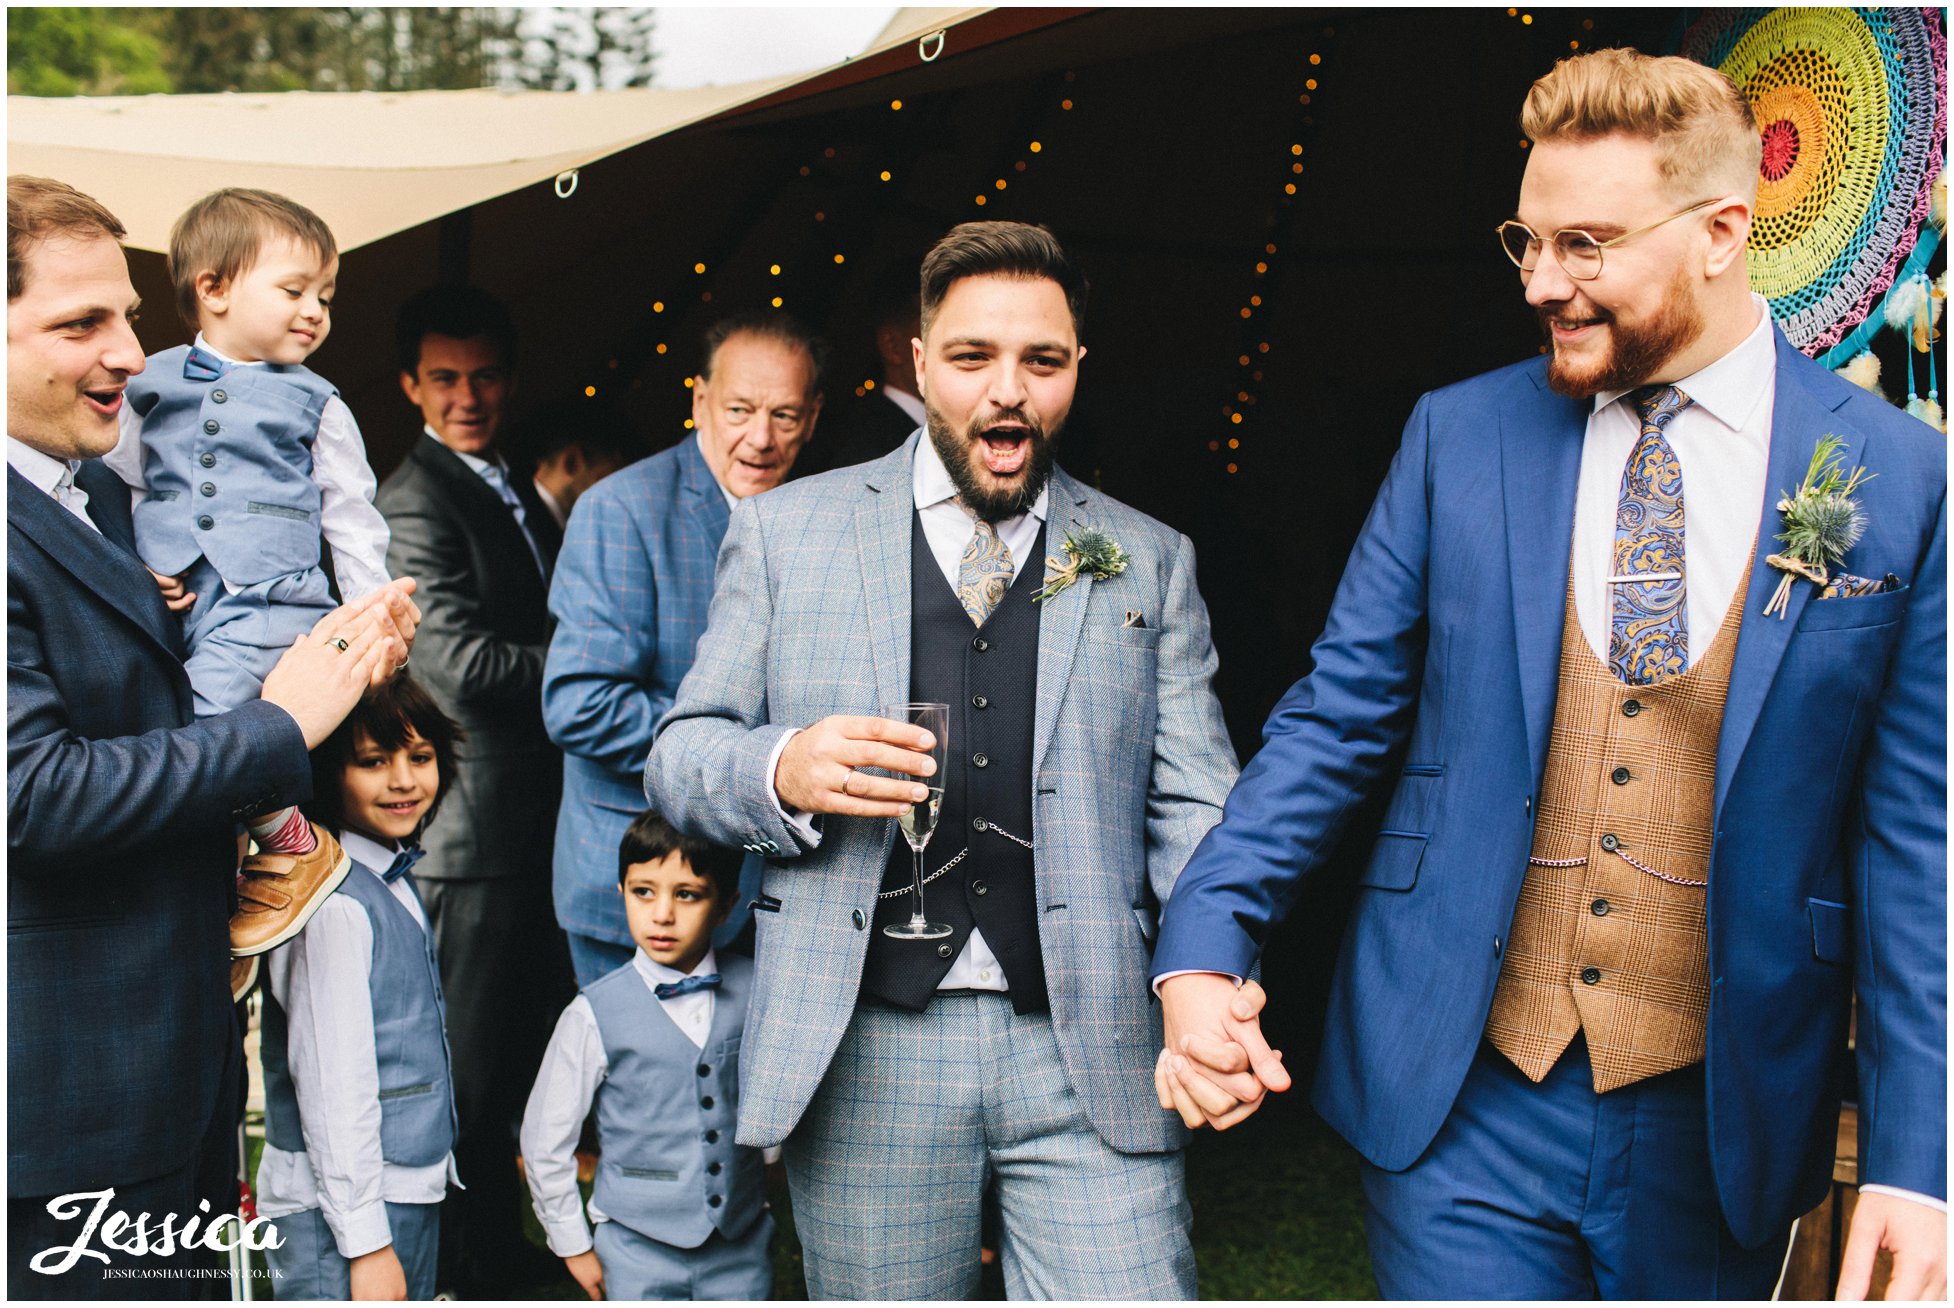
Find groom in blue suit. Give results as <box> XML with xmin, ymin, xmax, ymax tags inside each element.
<box><xmin>1154</xmin><ymin>51</ymin><xmax>1945</xmax><ymax>1300</ymax></box>
<box><xmin>544</xmin><ymin>311</ymin><xmax>824</xmax><ymax>984</ymax></box>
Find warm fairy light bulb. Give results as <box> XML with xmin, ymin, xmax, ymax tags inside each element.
<box><xmin>879</xmin><ymin>170</ymin><xmax>892</xmax><ymax>181</ymax></box>
<box><xmin>1227</xmin><ymin>463</ymin><xmax>1238</xmax><ymax>474</ymax></box>
<box><xmin>1238</xmin><ymin>354</ymin><xmax>1251</xmax><ymax>366</ymax></box>
<box><xmin>1309</xmin><ymin>53</ymin><xmax>1321</xmax><ymax>64</ymax></box>
<box><xmin>684</xmin><ymin>378</ymin><xmax>694</xmax><ymax>389</ymax></box>
<box><xmin>891</xmin><ymin>99</ymin><xmax>903</xmax><ymax>110</ymax></box>
<box><xmin>694</xmin><ymin>263</ymin><xmax>706</xmax><ymax>274</ymax></box>
<box><xmin>684</xmin><ymin>419</ymin><xmax>695</xmax><ymax>428</ymax></box>
<box><xmin>864</xmin><ymin>379</ymin><xmax>877</xmax><ymax>390</ymax></box>
<box><xmin>584</xmin><ymin>385</ymin><xmax>596</xmax><ymax>397</ymax></box>
<box><xmin>656</xmin><ymin>343</ymin><xmax>667</xmax><ymax>354</ymax></box>
<box><xmin>1228</xmin><ymin>437</ymin><xmax>1240</xmax><ymax>448</ymax></box>
<box><xmin>1061</xmin><ymin>99</ymin><xmax>1073</xmax><ymax>110</ymax></box>
<box><xmin>834</xmin><ymin>253</ymin><xmax>846</xmax><ymax>264</ymax></box>
<box><xmin>1030</xmin><ymin>141</ymin><xmax>1043</xmax><ymax>152</ymax></box>
<box><xmin>770</xmin><ymin>264</ymin><xmax>781</xmax><ymax>275</ymax></box>
<box><xmin>652</xmin><ymin>301</ymin><xmax>665</xmax><ymax>313</ymax></box>
<box><xmin>771</xmin><ymin>296</ymin><xmax>783</xmax><ymax>308</ymax></box>
<box><xmin>1255</xmin><ymin>262</ymin><xmax>1268</xmax><ymax>274</ymax></box>
<box><xmin>1284</xmin><ymin>183</ymin><xmax>1297</xmax><ymax>194</ymax></box>
<box><xmin>974</xmin><ymin>195</ymin><xmax>987</xmax><ymax>206</ymax></box>
<box><xmin>1239</xmin><ymin>307</ymin><xmax>1253</xmax><ymax>319</ymax></box>
<box><xmin>1230</xmin><ymin>413</ymin><xmax>1243</xmax><ymax>425</ymax></box>
<box><xmin>1290</xmin><ymin>144</ymin><xmax>1303</xmax><ymax>155</ymax></box>
<box><xmin>995</xmin><ymin>179</ymin><xmax>1007</xmax><ymax>190</ymax></box>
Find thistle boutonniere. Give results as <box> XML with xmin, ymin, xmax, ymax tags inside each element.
<box><xmin>1033</xmin><ymin>527</ymin><xmax>1130</xmax><ymax>602</ymax></box>
<box><xmin>1761</xmin><ymin>435</ymin><xmax>1874</xmax><ymax>619</ymax></box>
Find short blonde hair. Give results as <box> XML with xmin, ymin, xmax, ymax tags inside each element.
<box><xmin>1521</xmin><ymin>48</ymin><xmax>1760</xmax><ymax>203</ymax></box>
<box><xmin>167</xmin><ymin>188</ymin><xmax>335</xmax><ymax>329</ymax></box>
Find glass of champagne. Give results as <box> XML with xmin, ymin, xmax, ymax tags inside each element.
<box><xmin>883</xmin><ymin>701</ymin><xmax>951</xmax><ymax>940</ymax></box>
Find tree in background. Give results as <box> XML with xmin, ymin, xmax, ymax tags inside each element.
<box><xmin>506</xmin><ymin>8</ymin><xmax>657</xmax><ymax>91</ymax></box>
<box><xmin>7</xmin><ymin>8</ymin><xmax>172</xmax><ymax>96</ymax></box>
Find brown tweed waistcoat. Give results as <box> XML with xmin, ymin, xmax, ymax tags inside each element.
<box><xmin>1485</xmin><ymin>563</ymin><xmax>1749</xmax><ymax>1093</ymax></box>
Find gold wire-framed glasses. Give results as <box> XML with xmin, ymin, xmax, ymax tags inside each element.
<box><xmin>1495</xmin><ymin>197</ymin><xmax>1721</xmax><ymax>281</ymax></box>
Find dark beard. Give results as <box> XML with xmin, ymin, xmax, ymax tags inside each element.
<box><xmin>925</xmin><ymin>405</ymin><xmax>1060</xmax><ymax>522</ymax></box>
<box><xmin>1541</xmin><ymin>272</ymin><xmax>1705</xmax><ymax>399</ymax></box>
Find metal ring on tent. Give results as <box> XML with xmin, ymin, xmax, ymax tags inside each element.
<box><xmin>918</xmin><ymin>30</ymin><xmax>946</xmax><ymax>62</ymax></box>
<box><xmin>554</xmin><ymin>169</ymin><xmax>580</xmax><ymax>199</ymax></box>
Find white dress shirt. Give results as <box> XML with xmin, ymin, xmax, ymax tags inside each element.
<box><xmin>518</xmin><ymin>948</ymin><xmax>724</xmax><ymax>1257</ymax></box>
<box><xmin>255</xmin><ymin>828</ymin><xmax>460</xmax><ymax>1259</ymax></box>
<box><xmin>1571</xmin><ymin>294</ymin><xmax>1774</xmax><ymax>666</ymax></box>
<box><xmin>7</xmin><ymin>437</ymin><xmax>98</xmax><ymax>532</ymax></box>
<box><xmin>768</xmin><ymin>435</ymin><xmax>1049</xmax><ymax>992</ymax></box>
<box><xmin>433</xmin><ymin>427</ymin><xmax>549</xmax><ymax>580</ymax></box>
<box><xmin>534</xmin><ymin>477</ymin><xmax>568</xmax><ymax>531</ymax></box>
<box><xmin>104</xmin><ymin>334</ymin><xmax>391</xmax><ymax>600</ymax></box>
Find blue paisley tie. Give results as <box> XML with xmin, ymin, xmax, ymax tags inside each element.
<box><xmin>1609</xmin><ymin>385</ymin><xmax>1693</xmax><ymax>684</ymax></box>
<box><xmin>956</xmin><ymin>514</ymin><xmax>1015</xmax><ymax>626</ymax></box>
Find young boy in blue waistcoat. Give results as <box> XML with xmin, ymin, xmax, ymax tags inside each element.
<box><xmin>520</xmin><ymin>812</ymin><xmax>772</xmax><ymax>1301</ymax></box>
<box><xmin>105</xmin><ymin>187</ymin><xmax>395</xmax><ymax>875</ymax></box>
<box><xmin>256</xmin><ymin>675</ymin><xmax>462</xmax><ymax>1300</ymax></box>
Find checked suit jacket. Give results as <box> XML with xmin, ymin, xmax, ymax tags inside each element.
<box><xmin>646</xmin><ymin>436</ymin><xmax>1240</xmax><ymax>1154</ymax></box>
<box><xmin>1154</xmin><ymin>332</ymin><xmax>1946</xmax><ymax>1247</ymax></box>
<box><xmin>8</xmin><ymin>462</ymin><xmax>312</xmax><ymax>1197</ymax></box>
<box><xmin>544</xmin><ymin>436</ymin><xmax>734</xmax><ymax>948</ymax></box>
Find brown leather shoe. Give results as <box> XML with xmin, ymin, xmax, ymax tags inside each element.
<box><xmin>230</xmin><ymin>954</ymin><xmax>260</xmax><ymax>1002</ymax></box>
<box><xmin>231</xmin><ymin>823</ymin><xmax>351</xmax><ymax>956</ymax></box>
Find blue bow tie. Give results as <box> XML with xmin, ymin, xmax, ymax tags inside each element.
<box><xmin>381</xmin><ymin>846</ymin><xmax>426</xmax><ymax>884</ymax></box>
<box><xmin>183</xmin><ymin>346</ymin><xmax>229</xmax><ymax>383</ymax></box>
<box><xmin>654</xmin><ymin>973</ymin><xmax>720</xmax><ymax>1001</ymax></box>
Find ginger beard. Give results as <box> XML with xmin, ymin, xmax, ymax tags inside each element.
<box><xmin>925</xmin><ymin>402</ymin><xmax>1060</xmax><ymax>523</ymax></box>
<box><xmin>1540</xmin><ymin>261</ymin><xmax>1706</xmax><ymax>399</ymax></box>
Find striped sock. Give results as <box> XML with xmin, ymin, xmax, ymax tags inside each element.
<box><xmin>246</xmin><ymin>807</ymin><xmax>316</xmax><ymax>855</ymax></box>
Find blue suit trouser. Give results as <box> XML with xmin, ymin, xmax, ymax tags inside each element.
<box><xmin>1359</xmin><ymin>1033</ymin><xmax>1791</xmax><ymax>1299</ymax></box>
<box><xmin>178</xmin><ymin>559</ymin><xmax>337</xmax><ymax>719</ymax></box>
<box><xmin>592</xmin><ymin>1211</ymin><xmax>773</xmax><ymax>1301</ymax></box>
<box><xmin>263</xmin><ymin>1201</ymin><xmax>439</xmax><ymax>1299</ymax></box>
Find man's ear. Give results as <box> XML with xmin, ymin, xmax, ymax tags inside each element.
<box><xmin>399</xmin><ymin>370</ymin><xmax>422</xmax><ymax>406</ymax></box>
<box><xmin>1702</xmin><ymin>196</ymin><xmax>1753</xmax><ymax>280</ymax></box>
<box><xmin>911</xmin><ymin>336</ymin><xmax>927</xmax><ymax>400</ymax></box>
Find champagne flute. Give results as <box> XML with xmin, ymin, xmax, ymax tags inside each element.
<box><xmin>883</xmin><ymin>701</ymin><xmax>951</xmax><ymax>940</ymax></box>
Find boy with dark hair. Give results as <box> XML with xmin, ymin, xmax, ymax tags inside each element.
<box><xmin>519</xmin><ymin>812</ymin><xmax>772</xmax><ymax>1301</ymax></box>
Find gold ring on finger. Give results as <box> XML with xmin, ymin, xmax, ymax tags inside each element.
<box><xmin>328</xmin><ymin>637</ymin><xmax>349</xmax><ymax>652</ymax></box>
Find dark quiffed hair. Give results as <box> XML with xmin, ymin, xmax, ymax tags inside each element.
<box><xmin>8</xmin><ymin>175</ymin><xmax>125</xmax><ymax>302</ymax></box>
<box><xmin>395</xmin><ymin>284</ymin><xmax>518</xmax><ymax>376</ymax></box>
<box><xmin>618</xmin><ymin>810</ymin><xmax>744</xmax><ymax>904</ymax></box>
<box><xmin>509</xmin><ymin>399</ymin><xmax>645</xmax><ymax>475</ymax></box>
<box><xmin>305</xmin><ymin>674</ymin><xmax>465</xmax><ymax>838</ymax></box>
<box><xmin>918</xmin><ymin>221</ymin><xmax>1088</xmax><ymax>339</ymax></box>
<box><xmin>698</xmin><ymin>309</ymin><xmax>826</xmax><ymax>391</ymax></box>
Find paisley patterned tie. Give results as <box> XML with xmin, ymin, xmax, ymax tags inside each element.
<box><xmin>955</xmin><ymin>514</ymin><xmax>1015</xmax><ymax>626</ymax></box>
<box><xmin>1610</xmin><ymin>385</ymin><xmax>1693</xmax><ymax>684</ymax></box>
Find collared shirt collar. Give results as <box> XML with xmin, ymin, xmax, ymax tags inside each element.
<box><xmin>912</xmin><ymin>429</ymin><xmax>1050</xmax><ymax>524</ymax></box>
<box><xmin>338</xmin><ymin>827</ymin><xmax>401</xmax><ymax>877</ymax></box>
<box><xmin>885</xmin><ymin>386</ymin><xmax>927</xmax><ymax>427</ymax></box>
<box><xmin>1593</xmin><ymin>292</ymin><xmax>1776</xmax><ymax>432</ymax></box>
<box><xmin>632</xmin><ymin>946</ymin><xmax>720</xmax><ymax>991</ymax></box>
<box><xmin>6</xmin><ymin>437</ymin><xmax>76</xmax><ymax>500</ymax></box>
<box><xmin>193</xmin><ymin>332</ymin><xmax>267</xmax><ymax>369</ymax></box>
<box><xmin>425</xmin><ymin>425</ymin><xmax>507</xmax><ymax>478</ymax></box>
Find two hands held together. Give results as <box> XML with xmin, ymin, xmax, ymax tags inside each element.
<box><xmin>1156</xmin><ymin>973</ymin><xmax>1291</xmax><ymax>1130</ymax></box>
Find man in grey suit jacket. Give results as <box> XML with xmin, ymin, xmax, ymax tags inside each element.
<box><xmin>647</xmin><ymin>222</ymin><xmax>1238</xmax><ymax>1298</ymax></box>
<box><xmin>377</xmin><ymin>286</ymin><xmax>571</xmax><ymax>1294</ymax></box>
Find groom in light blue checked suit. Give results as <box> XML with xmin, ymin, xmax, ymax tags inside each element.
<box><xmin>647</xmin><ymin>221</ymin><xmax>1238</xmax><ymax>1299</ymax></box>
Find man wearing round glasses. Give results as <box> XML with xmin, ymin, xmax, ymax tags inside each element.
<box><xmin>1152</xmin><ymin>48</ymin><xmax>1945</xmax><ymax>1300</ymax></box>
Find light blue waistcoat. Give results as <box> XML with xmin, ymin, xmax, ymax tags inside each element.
<box><xmin>262</xmin><ymin>859</ymin><xmax>458</xmax><ymax>1168</ymax></box>
<box><xmin>584</xmin><ymin>954</ymin><xmax>764</xmax><ymax>1248</ymax></box>
<box><xmin>127</xmin><ymin>344</ymin><xmax>335</xmax><ymax>583</ymax></box>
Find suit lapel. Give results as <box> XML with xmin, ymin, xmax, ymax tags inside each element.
<box><xmin>1033</xmin><ymin>469</ymin><xmax>1094</xmax><ymax>776</ymax></box>
<box><xmin>855</xmin><ymin>437</ymin><xmax>918</xmax><ymax>711</ymax></box>
<box><xmin>7</xmin><ymin>466</ymin><xmax>183</xmax><ymax>663</ymax></box>
<box><xmin>677</xmin><ymin>436</ymin><xmax>733</xmax><ymax>552</ymax></box>
<box><xmin>1714</xmin><ymin>334</ymin><xmax>1860</xmax><ymax>817</ymax></box>
<box><xmin>1501</xmin><ymin>367</ymin><xmax>1590</xmax><ymax>788</ymax></box>
<box><xmin>413</xmin><ymin>438</ymin><xmax>547</xmax><ymax>590</ymax></box>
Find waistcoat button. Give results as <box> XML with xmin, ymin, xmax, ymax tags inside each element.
<box><xmin>973</xmin><ymin>752</ymin><xmax>989</xmax><ymax>768</ymax></box>
<box><xmin>211</xmin><ymin>389</ymin><xmax>228</xmax><ymax>404</ymax></box>
<box><xmin>972</xmin><ymin>637</ymin><xmax>989</xmax><ymax>652</ymax></box>
<box><xmin>708</xmin><ymin>1195</ymin><xmax>723</xmax><ymax>1208</ymax></box>
<box><xmin>937</xmin><ymin>943</ymin><xmax>954</xmax><ymax>958</ymax></box>
<box><xmin>972</xmin><ymin>880</ymin><xmax>988</xmax><ymax>896</ymax></box>
<box><xmin>197</xmin><ymin>515</ymin><xmax>214</xmax><ymax>530</ymax></box>
<box><xmin>1591</xmin><ymin>899</ymin><xmax>1611</xmax><ymax>917</ymax></box>
<box><xmin>1622</xmin><ymin>699</ymin><xmax>1642</xmax><ymax>717</ymax></box>
<box><xmin>1599</xmin><ymin>833</ymin><xmax>1620</xmax><ymax>852</ymax></box>
<box><xmin>697</xmin><ymin>1063</ymin><xmax>710</xmax><ymax>1077</ymax></box>
<box><xmin>203</xmin><ymin>419</ymin><xmax>220</xmax><ymax>435</ymax></box>
<box><xmin>1610</xmin><ymin>767</ymin><xmax>1630</xmax><ymax>785</ymax></box>
<box><xmin>700</xmin><ymin>1095</ymin><xmax>715</xmax><ymax>1109</ymax></box>
<box><xmin>200</xmin><ymin>452</ymin><xmax>216</xmax><ymax>468</ymax></box>
<box><xmin>705</xmin><ymin>1130</ymin><xmax>719</xmax><ymax>1143</ymax></box>
<box><xmin>972</xmin><ymin>817</ymin><xmax>987</xmax><ymax>832</ymax></box>
<box><xmin>1581</xmin><ymin>966</ymin><xmax>1602</xmax><ymax>985</ymax></box>
<box><xmin>707</xmin><ymin>1161</ymin><xmax>722</xmax><ymax>1176</ymax></box>
<box><xmin>200</xmin><ymin>482</ymin><xmax>216</xmax><ymax>497</ymax></box>
<box><xmin>972</xmin><ymin>695</ymin><xmax>989</xmax><ymax>710</ymax></box>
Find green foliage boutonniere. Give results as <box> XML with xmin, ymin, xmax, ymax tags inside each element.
<box><xmin>1762</xmin><ymin>435</ymin><xmax>1873</xmax><ymax>619</ymax></box>
<box><xmin>1033</xmin><ymin>528</ymin><xmax>1130</xmax><ymax>603</ymax></box>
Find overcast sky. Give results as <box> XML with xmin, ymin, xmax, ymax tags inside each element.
<box><xmin>650</xmin><ymin>7</ymin><xmax>902</xmax><ymax>88</ymax></box>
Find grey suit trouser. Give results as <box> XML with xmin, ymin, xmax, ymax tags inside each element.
<box><xmin>783</xmin><ymin>994</ymin><xmax>1195</xmax><ymax>1300</ymax></box>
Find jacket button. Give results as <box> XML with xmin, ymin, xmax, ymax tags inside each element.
<box><xmin>708</xmin><ymin>1195</ymin><xmax>723</xmax><ymax>1208</ymax></box>
<box><xmin>1591</xmin><ymin>899</ymin><xmax>1611</xmax><ymax>917</ymax></box>
<box><xmin>203</xmin><ymin>419</ymin><xmax>220</xmax><ymax>435</ymax></box>
<box><xmin>1610</xmin><ymin>767</ymin><xmax>1631</xmax><ymax>785</ymax></box>
<box><xmin>700</xmin><ymin>1095</ymin><xmax>715</xmax><ymax>1109</ymax></box>
<box><xmin>211</xmin><ymin>389</ymin><xmax>227</xmax><ymax>403</ymax></box>
<box><xmin>972</xmin><ymin>636</ymin><xmax>989</xmax><ymax>652</ymax></box>
<box><xmin>704</xmin><ymin>1130</ymin><xmax>719</xmax><ymax>1144</ymax></box>
<box><xmin>697</xmin><ymin>1063</ymin><xmax>710</xmax><ymax>1077</ymax></box>
<box><xmin>1621</xmin><ymin>699</ymin><xmax>1642</xmax><ymax>717</ymax></box>
<box><xmin>851</xmin><ymin>909</ymin><xmax>866</xmax><ymax>930</ymax></box>
<box><xmin>707</xmin><ymin>1162</ymin><xmax>722</xmax><ymax>1176</ymax></box>
<box><xmin>197</xmin><ymin>515</ymin><xmax>214</xmax><ymax>530</ymax></box>
<box><xmin>972</xmin><ymin>880</ymin><xmax>988</xmax><ymax>896</ymax></box>
<box><xmin>1599</xmin><ymin>833</ymin><xmax>1620</xmax><ymax>852</ymax></box>
<box><xmin>973</xmin><ymin>752</ymin><xmax>989</xmax><ymax>768</ymax></box>
<box><xmin>199</xmin><ymin>452</ymin><xmax>216</xmax><ymax>468</ymax></box>
<box><xmin>200</xmin><ymin>482</ymin><xmax>216</xmax><ymax>497</ymax></box>
<box><xmin>937</xmin><ymin>943</ymin><xmax>954</xmax><ymax>958</ymax></box>
<box><xmin>1581</xmin><ymin>966</ymin><xmax>1601</xmax><ymax>985</ymax></box>
<box><xmin>972</xmin><ymin>695</ymin><xmax>989</xmax><ymax>710</ymax></box>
